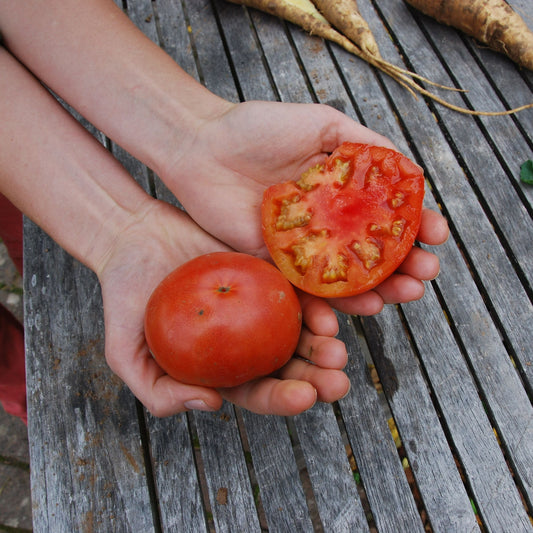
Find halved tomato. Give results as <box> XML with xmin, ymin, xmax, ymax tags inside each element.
<box><xmin>261</xmin><ymin>142</ymin><xmax>425</xmax><ymax>298</ymax></box>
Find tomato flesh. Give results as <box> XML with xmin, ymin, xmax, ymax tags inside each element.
<box><xmin>144</xmin><ymin>252</ymin><xmax>302</xmax><ymax>388</ymax></box>
<box><xmin>261</xmin><ymin>143</ymin><xmax>425</xmax><ymax>298</ymax></box>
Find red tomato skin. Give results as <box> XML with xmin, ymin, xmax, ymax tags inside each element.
<box><xmin>261</xmin><ymin>143</ymin><xmax>425</xmax><ymax>298</ymax></box>
<box><xmin>144</xmin><ymin>252</ymin><xmax>302</xmax><ymax>388</ymax></box>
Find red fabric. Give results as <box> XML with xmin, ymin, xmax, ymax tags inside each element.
<box><xmin>0</xmin><ymin>193</ymin><xmax>26</xmax><ymax>424</ymax></box>
<box><xmin>0</xmin><ymin>306</ymin><xmax>26</xmax><ymax>423</ymax></box>
<box><xmin>0</xmin><ymin>193</ymin><xmax>23</xmax><ymax>272</ymax></box>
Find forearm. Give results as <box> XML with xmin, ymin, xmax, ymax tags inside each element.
<box><xmin>0</xmin><ymin>47</ymin><xmax>153</xmax><ymax>274</ymax></box>
<box><xmin>0</xmin><ymin>0</ymin><xmax>230</xmax><ymax>176</ymax></box>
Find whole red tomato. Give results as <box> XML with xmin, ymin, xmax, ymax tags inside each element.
<box><xmin>261</xmin><ymin>142</ymin><xmax>425</xmax><ymax>297</ymax></box>
<box><xmin>144</xmin><ymin>252</ymin><xmax>302</xmax><ymax>388</ymax></box>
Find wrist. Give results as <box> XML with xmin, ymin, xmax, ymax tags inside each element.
<box><xmin>0</xmin><ymin>0</ymin><xmax>233</xmax><ymax>187</ymax></box>
<box><xmin>133</xmin><ymin>78</ymin><xmax>234</xmax><ymax>179</ymax></box>
<box><xmin>83</xmin><ymin>195</ymin><xmax>158</xmax><ymax>277</ymax></box>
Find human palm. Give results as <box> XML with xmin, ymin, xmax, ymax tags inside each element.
<box><xmin>162</xmin><ymin>101</ymin><xmax>448</xmax><ymax>315</ymax></box>
<box><xmin>98</xmin><ymin>200</ymin><xmax>348</xmax><ymax>417</ymax></box>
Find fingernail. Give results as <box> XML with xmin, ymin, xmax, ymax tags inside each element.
<box><xmin>340</xmin><ymin>381</ymin><xmax>351</xmax><ymax>400</ymax></box>
<box><xmin>184</xmin><ymin>399</ymin><xmax>217</xmax><ymax>412</ymax></box>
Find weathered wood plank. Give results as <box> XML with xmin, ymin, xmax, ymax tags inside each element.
<box><xmin>25</xmin><ymin>226</ymin><xmax>155</xmax><ymax>533</ymax></box>
<box><xmin>125</xmin><ymin>0</ymin><xmax>159</xmax><ymax>45</ymax></box>
<box><xmin>293</xmin><ymin>402</ymin><xmax>370</xmax><ymax>532</ymax></box>
<box><xmin>336</xmin><ymin>314</ymin><xmax>427</xmax><ymax>533</ymax></box>
<box><xmin>212</xmin><ymin>0</ymin><xmax>279</xmax><ymax>102</ymax></box>
<box><xmin>193</xmin><ymin>404</ymin><xmax>262</xmax><ymax>532</ymax></box>
<box><xmin>403</xmin><ymin>277</ymin><xmax>533</xmax><ymax>530</ymax></box>
<box><xmin>361</xmin><ymin>307</ymin><xmax>483</xmax><ymax>533</ymax></box>
<box><xmin>247</xmin><ymin>8</ymin><xmax>316</xmax><ymax>104</ymax></box>
<box><xmin>153</xmin><ymin>0</ymin><xmax>199</xmax><ymax>79</ymax></box>
<box><xmin>182</xmin><ymin>0</ymin><xmax>239</xmax><ymax>102</ymax></box>
<box><xmin>145</xmin><ymin>413</ymin><xmax>208</xmax><ymax>532</ymax></box>
<box><xmin>240</xmin><ymin>411</ymin><xmax>315</xmax><ymax>532</ymax></box>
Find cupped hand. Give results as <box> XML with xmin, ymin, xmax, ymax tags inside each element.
<box><xmin>160</xmin><ymin>100</ymin><xmax>449</xmax><ymax>315</ymax></box>
<box><xmin>97</xmin><ymin>199</ymin><xmax>348</xmax><ymax>417</ymax></box>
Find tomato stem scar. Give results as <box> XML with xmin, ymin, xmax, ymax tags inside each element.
<box><xmin>217</xmin><ymin>286</ymin><xmax>231</xmax><ymax>293</ymax></box>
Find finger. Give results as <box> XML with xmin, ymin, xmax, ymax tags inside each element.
<box><xmin>298</xmin><ymin>290</ymin><xmax>339</xmax><ymax>336</ymax></box>
<box><xmin>277</xmin><ymin>358</ymin><xmax>350</xmax><ymax>404</ymax></box>
<box><xmin>417</xmin><ymin>209</ymin><xmax>449</xmax><ymax>245</ymax></box>
<box><xmin>326</xmin><ymin>290</ymin><xmax>385</xmax><ymax>316</ymax></box>
<box><xmin>396</xmin><ymin>246</ymin><xmax>440</xmax><ymax>280</ymax></box>
<box><xmin>219</xmin><ymin>378</ymin><xmax>317</xmax><ymax>416</ymax></box>
<box><xmin>105</xmin><ymin>333</ymin><xmax>223</xmax><ymax>417</ymax></box>
<box><xmin>296</xmin><ymin>327</ymin><xmax>348</xmax><ymax>369</ymax></box>
<box><xmin>373</xmin><ymin>273</ymin><xmax>426</xmax><ymax>304</ymax></box>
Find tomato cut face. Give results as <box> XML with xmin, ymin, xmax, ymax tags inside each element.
<box><xmin>261</xmin><ymin>143</ymin><xmax>425</xmax><ymax>298</ymax></box>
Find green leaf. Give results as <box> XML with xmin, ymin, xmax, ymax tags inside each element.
<box><xmin>520</xmin><ymin>160</ymin><xmax>533</xmax><ymax>185</ymax></box>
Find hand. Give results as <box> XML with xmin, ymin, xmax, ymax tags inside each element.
<box><xmin>160</xmin><ymin>100</ymin><xmax>449</xmax><ymax>315</ymax></box>
<box><xmin>97</xmin><ymin>199</ymin><xmax>349</xmax><ymax>417</ymax></box>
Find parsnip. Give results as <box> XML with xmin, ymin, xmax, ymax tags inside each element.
<box><xmin>311</xmin><ymin>0</ymin><xmax>381</xmax><ymax>58</ymax></box>
<box><xmin>228</xmin><ymin>0</ymin><xmax>533</xmax><ymax>115</ymax></box>
<box><xmin>228</xmin><ymin>0</ymin><xmax>371</xmax><ymax>58</ymax></box>
<box><xmin>405</xmin><ymin>0</ymin><xmax>533</xmax><ymax>71</ymax></box>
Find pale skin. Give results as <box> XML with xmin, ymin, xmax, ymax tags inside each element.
<box><xmin>0</xmin><ymin>0</ymin><xmax>449</xmax><ymax>417</ymax></box>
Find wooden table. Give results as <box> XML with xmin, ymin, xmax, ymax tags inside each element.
<box><xmin>24</xmin><ymin>0</ymin><xmax>533</xmax><ymax>531</ymax></box>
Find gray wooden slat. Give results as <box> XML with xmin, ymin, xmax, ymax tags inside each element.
<box><xmin>361</xmin><ymin>307</ymin><xmax>483</xmax><ymax>533</ymax></box>
<box><xmin>212</xmin><ymin>0</ymin><xmax>278</xmax><ymax>102</ymax></box>
<box><xmin>403</xmin><ymin>276</ymin><xmax>533</xmax><ymax>531</ymax></box>
<box><xmin>183</xmin><ymin>0</ymin><xmax>239</xmax><ymax>102</ymax></box>
<box><xmin>337</xmin><ymin>314</ymin><xmax>426</xmax><ymax>533</ymax></box>
<box><xmin>193</xmin><ymin>403</ymin><xmax>262</xmax><ymax>532</ymax></box>
<box><xmin>145</xmin><ymin>413</ymin><xmax>208</xmax><ymax>532</ymax></box>
<box><xmin>394</xmin><ymin>2</ymin><xmax>533</xmax><ymax>279</ymax></box>
<box><xmin>25</xmin><ymin>226</ymin><xmax>155</xmax><ymax>533</ymax></box>
<box><xmin>293</xmin><ymin>402</ymin><xmax>370</xmax><ymax>532</ymax></box>
<box><xmin>286</xmin><ymin>25</ymin><xmax>364</xmax><ymax>120</ymax></box>
<box><xmin>366</xmin><ymin>0</ymin><xmax>533</xmax><ymax>493</ymax></box>
<box><xmin>240</xmin><ymin>411</ymin><xmax>315</xmax><ymax>532</ymax></box>
<box><xmin>125</xmin><ymin>0</ymin><xmax>159</xmax><ymax>44</ymax></box>
<box><xmin>153</xmin><ymin>0</ymin><xmax>200</xmax><ymax>79</ymax></box>
<box><xmin>248</xmin><ymin>8</ymin><xmax>316</xmax><ymax>104</ymax></box>
<box><xmin>285</xmin><ymin>6</ymin><xmax>533</xmax><ymax>526</ymax></box>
